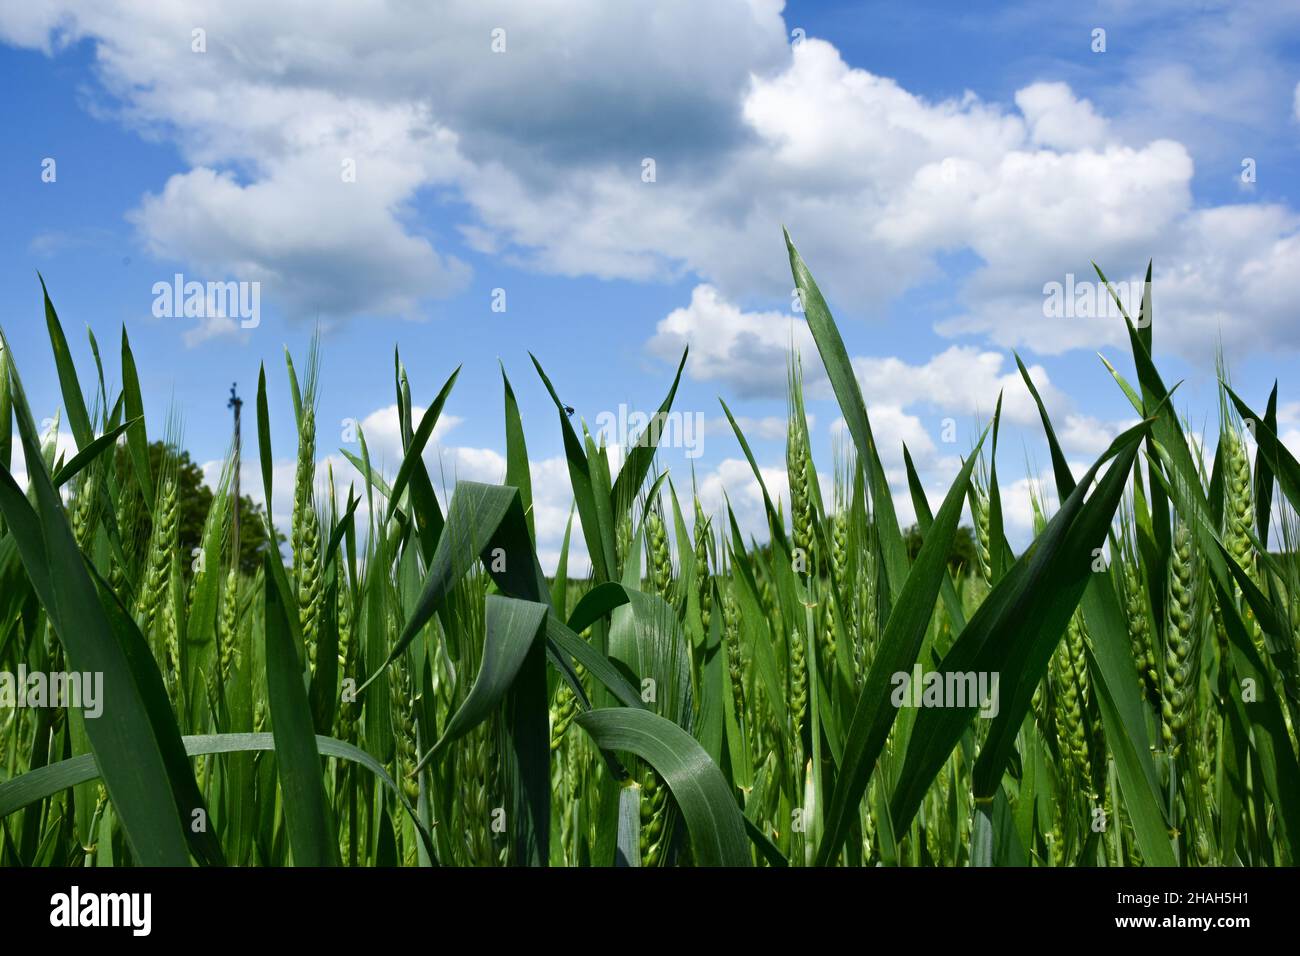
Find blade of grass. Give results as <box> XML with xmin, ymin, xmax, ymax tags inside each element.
<box><xmin>890</xmin><ymin>425</ymin><xmax>1147</xmax><ymax>835</ymax></box>
<box><xmin>501</xmin><ymin>362</ymin><xmax>535</xmax><ymax>545</ymax></box>
<box><xmin>50</xmin><ymin>418</ymin><xmax>136</xmax><ymax>489</ymax></box>
<box><xmin>39</xmin><ymin>275</ymin><xmax>93</xmax><ymax>451</ymax></box>
<box><xmin>785</xmin><ymin>228</ymin><xmax>907</xmax><ymax>606</ymax></box>
<box><xmin>264</xmin><ymin>554</ymin><xmax>338</xmax><ymax>866</ymax></box>
<box><xmin>384</xmin><ymin>365</ymin><xmax>460</xmax><ymax>524</ymax></box>
<box><xmin>815</xmin><ymin>425</ymin><xmax>988</xmax><ymax>864</ymax></box>
<box><xmin>609</xmin><ymin>348</ymin><xmax>688</xmax><ymax>523</ymax></box>
<box><xmin>417</xmin><ymin>595</ymin><xmax>548</xmax><ymax>768</ymax></box>
<box><xmin>119</xmin><ymin>328</ymin><xmax>153</xmax><ymax>503</ymax></box>
<box><xmin>531</xmin><ymin>352</ymin><xmax>614</xmax><ymax>581</ymax></box>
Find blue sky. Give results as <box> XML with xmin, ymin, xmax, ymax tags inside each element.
<box><xmin>2</xmin><ymin>1</ymin><xmax>1299</xmax><ymax>569</ymax></box>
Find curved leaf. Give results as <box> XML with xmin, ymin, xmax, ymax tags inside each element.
<box><xmin>0</xmin><ymin>733</ymin><xmax>435</xmax><ymax>862</ymax></box>
<box><xmin>417</xmin><ymin>595</ymin><xmax>548</xmax><ymax>768</ymax></box>
<box><xmin>545</xmin><ymin>615</ymin><xmax>645</xmax><ymax>711</ymax></box>
<box><xmin>567</xmin><ymin>581</ymin><xmax>632</xmax><ymax>634</ymax></box>
<box><xmin>384</xmin><ymin>365</ymin><xmax>460</xmax><ymax>524</ymax></box>
<box><xmin>575</xmin><ymin>708</ymin><xmax>750</xmax><ymax>867</ymax></box>
<box><xmin>785</xmin><ymin>229</ymin><xmax>906</xmax><ymax>605</ymax></box>
<box><xmin>364</xmin><ymin>481</ymin><xmax>546</xmax><ymax>689</ymax></box>
<box><xmin>119</xmin><ymin>328</ymin><xmax>153</xmax><ymax>503</ymax></box>
<box><xmin>40</xmin><ymin>275</ymin><xmax>93</xmax><ymax>451</ymax></box>
<box><xmin>501</xmin><ymin>363</ymin><xmax>535</xmax><ymax>544</ymax></box>
<box><xmin>609</xmin><ymin>348</ymin><xmax>688</xmax><ymax>523</ymax></box>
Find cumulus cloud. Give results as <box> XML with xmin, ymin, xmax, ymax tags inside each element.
<box><xmin>692</xmin><ymin>457</ymin><xmax>804</xmax><ymax>545</ymax></box>
<box><xmin>1015</xmin><ymin>83</ymin><xmax>1111</xmax><ymax>151</ymax></box>
<box><xmin>2</xmin><ymin>0</ymin><xmax>787</xmax><ymax>325</ymax></box>
<box><xmin>647</xmin><ymin>285</ymin><xmax>814</xmax><ymax>398</ymax></box>
<box><xmin>829</xmin><ymin>407</ymin><xmax>945</xmax><ymax>478</ymax></box>
<box><xmin>5</xmin><ymin>5</ymin><xmax>1300</xmax><ymax>366</ymax></box>
<box><xmin>182</xmin><ymin>312</ymin><xmax>248</xmax><ymax>348</ymax></box>
<box><xmin>350</xmin><ymin>404</ymin><xmax>464</xmax><ymax>470</ymax></box>
<box><xmin>652</xmin><ymin>286</ymin><xmax>1067</xmax><ymax>426</ymax></box>
<box><xmin>132</xmin><ymin>160</ymin><xmax>472</xmax><ymax>321</ymax></box>
<box><xmin>998</xmin><ymin>470</ymin><xmax>1058</xmax><ymax>540</ymax></box>
<box><xmin>1057</xmin><ymin>414</ymin><xmax>1140</xmax><ymax>458</ymax></box>
<box><xmin>852</xmin><ymin>346</ymin><xmax>1066</xmax><ymax>426</ymax></box>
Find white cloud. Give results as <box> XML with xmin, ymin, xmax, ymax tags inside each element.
<box><xmin>652</xmin><ymin>287</ymin><xmax>1067</xmax><ymax>428</ymax></box>
<box><xmin>130</xmin><ymin>141</ymin><xmax>472</xmax><ymax>320</ymax></box>
<box><xmin>999</xmin><ymin>471</ymin><xmax>1057</xmax><ymax>540</ymax></box>
<box><xmin>1015</xmin><ymin>82</ymin><xmax>1111</xmax><ymax>151</ymax></box>
<box><xmin>829</xmin><ymin>407</ymin><xmax>940</xmax><ymax>477</ymax></box>
<box><xmin>7</xmin><ymin>6</ymin><xmax>1300</xmax><ymax>364</ymax></box>
<box><xmin>349</xmin><ymin>403</ymin><xmax>506</xmax><ymax>496</ymax></box>
<box><xmin>1057</xmin><ymin>414</ymin><xmax>1140</xmax><ymax>458</ymax></box>
<box><xmin>1282</xmin><ymin>428</ymin><xmax>1300</xmax><ymax>461</ymax></box>
<box><xmin>1153</xmin><ymin>205</ymin><xmax>1300</xmax><ymax>361</ymax></box>
<box><xmin>6</xmin><ymin>421</ymin><xmax>80</xmax><ymax>492</ymax></box>
<box><xmin>3</xmin><ymin>0</ymin><xmax>786</xmax><ymax>325</ymax></box>
<box><xmin>647</xmin><ymin>285</ymin><xmax>814</xmax><ymax>398</ymax></box>
<box><xmin>694</xmin><ymin>457</ymin><xmax>788</xmax><ymax>537</ymax></box>
<box><xmin>852</xmin><ymin>346</ymin><xmax>1065</xmax><ymax>426</ymax></box>
<box><xmin>352</xmin><ymin>404</ymin><xmax>464</xmax><ymax>470</ymax></box>
<box><xmin>431</xmin><ymin>445</ymin><xmax>506</xmax><ymax>488</ymax></box>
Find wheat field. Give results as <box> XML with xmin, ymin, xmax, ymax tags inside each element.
<box><xmin>0</xmin><ymin>231</ymin><xmax>1297</xmax><ymax>867</ymax></box>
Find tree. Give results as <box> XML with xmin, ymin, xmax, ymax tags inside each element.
<box><xmin>903</xmin><ymin>523</ymin><xmax>979</xmax><ymax>576</ymax></box>
<box><xmin>115</xmin><ymin>441</ymin><xmax>277</xmax><ymax>577</ymax></box>
<box><xmin>741</xmin><ymin>524</ymin><xmax>981</xmax><ymax>579</ymax></box>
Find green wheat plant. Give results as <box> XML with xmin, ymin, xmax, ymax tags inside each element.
<box><xmin>0</xmin><ymin>233</ymin><xmax>1298</xmax><ymax>867</ymax></box>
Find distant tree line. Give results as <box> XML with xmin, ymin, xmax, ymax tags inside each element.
<box><xmin>113</xmin><ymin>440</ymin><xmax>278</xmax><ymax>577</ymax></box>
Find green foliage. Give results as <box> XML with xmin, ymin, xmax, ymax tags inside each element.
<box><xmin>2</xmin><ymin>236</ymin><xmax>1298</xmax><ymax>867</ymax></box>
<box><xmin>105</xmin><ymin>440</ymin><xmax>275</xmax><ymax>578</ymax></box>
<box><xmin>903</xmin><ymin>523</ymin><xmax>979</xmax><ymax>575</ymax></box>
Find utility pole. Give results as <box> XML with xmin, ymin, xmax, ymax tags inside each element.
<box><xmin>227</xmin><ymin>383</ymin><xmax>243</xmax><ymax>573</ymax></box>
